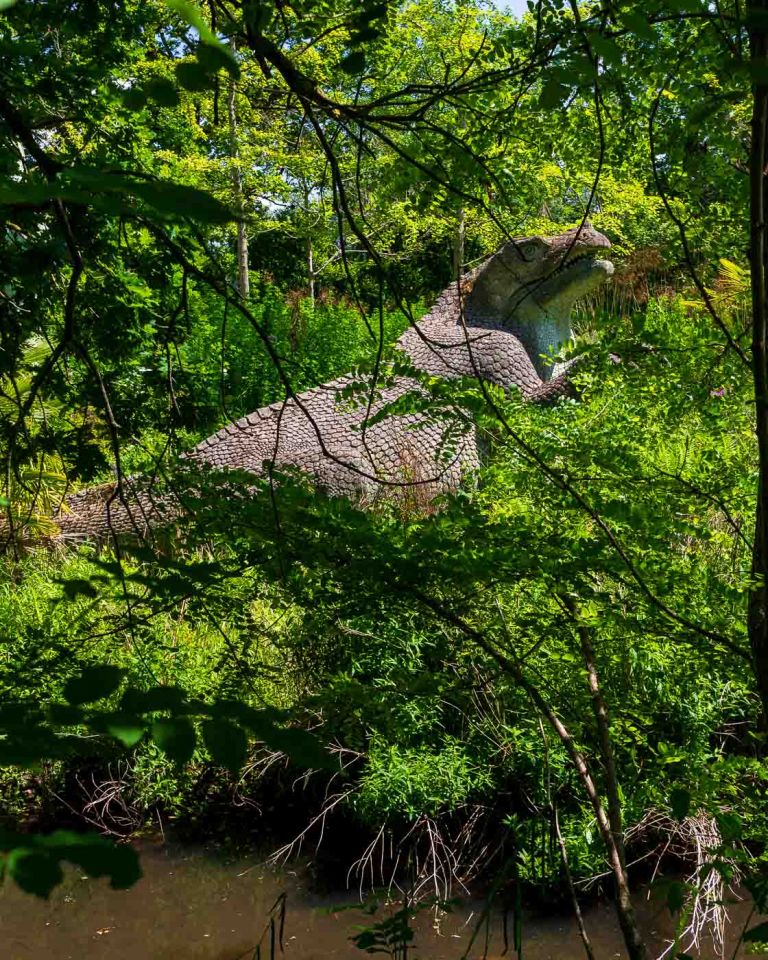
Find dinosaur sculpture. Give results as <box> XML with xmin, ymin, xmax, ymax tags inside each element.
<box><xmin>55</xmin><ymin>224</ymin><xmax>613</xmax><ymax>541</ymax></box>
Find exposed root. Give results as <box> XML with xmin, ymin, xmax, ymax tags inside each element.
<box><xmin>45</xmin><ymin>760</ymin><xmax>145</xmax><ymax>837</ymax></box>
<box><xmin>345</xmin><ymin>805</ymin><xmax>500</xmax><ymax>908</ymax></box>
<box><xmin>626</xmin><ymin>809</ymin><xmax>742</xmax><ymax>959</ymax></box>
<box><xmin>266</xmin><ymin>788</ymin><xmax>355</xmax><ymax>866</ymax></box>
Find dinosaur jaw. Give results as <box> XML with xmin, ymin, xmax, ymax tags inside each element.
<box><xmin>535</xmin><ymin>254</ymin><xmax>615</xmax><ymax>311</ymax></box>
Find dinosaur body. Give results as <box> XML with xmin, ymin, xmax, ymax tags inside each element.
<box><xmin>54</xmin><ymin>225</ymin><xmax>613</xmax><ymax>541</ymax></box>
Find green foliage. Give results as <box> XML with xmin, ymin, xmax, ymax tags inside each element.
<box><xmin>355</xmin><ymin>739</ymin><xmax>492</xmax><ymax>822</ymax></box>
<box><xmin>177</xmin><ymin>282</ymin><xmax>412</xmax><ymax>428</ymax></box>
<box><xmin>0</xmin><ymin>0</ymin><xmax>765</xmax><ymax>942</ymax></box>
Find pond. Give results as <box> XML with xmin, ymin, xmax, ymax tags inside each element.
<box><xmin>0</xmin><ymin>839</ymin><xmax>760</xmax><ymax>959</ymax></box>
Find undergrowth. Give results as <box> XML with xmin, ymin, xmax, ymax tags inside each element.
<box><xmin>0</xmin><ymin>296</ymin><xmax>764</xmax><ymax>908</ymax></box>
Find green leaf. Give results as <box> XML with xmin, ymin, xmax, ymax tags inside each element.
<box><xmin>175</xmin><ymin>60</ymin><xmax>214</xmax><ymax>92</ymax></box>
<box><xmin>165</xmin><ymin>0</ymin><xmax>239</xmax><ymax>75</ymax></box>
<box><xmin>46</xmin><ymin>833</ymin><xmax>142</xmax><ymax>889</ymax></box>
<box><xmin>620</xmin><ymin>11</ymin><xmax>655</xmax><ymax>41</ymax></box>
<box><xmin>666</xmin><ymin>880</ymin><xmax>686</xmax><ymax>914</ymax></box>
<box><xmin>263</xmin><ymin>726</ymin><xmax>333</xmax><ymax>770</ymax></box>
<box><xmin>0</xmin><ymin>741</ymin><xmax>48</xmax><ymax>766</ymax></box>
<box><xmin>745</xmin><ymin>865</ymin><xmax>768</xmax><ymax>912</ymax></box>
<box><xmin>100</xmin><ymin>713</ymin><xmax>145</xmax><ymax>748</ymax></box>
<box><xmin>669</xmin><ymin>787</ymin><xmax>691</xmax><ymax>820</ymax></box>
<box><xmin>131</xmin><ymin>179</ymin><xmax>234</xmax><ymax>222</ymax></box>
<box><xmin>121</xmin><ymin>685</ymin><xmax>187</xmax><ymax>713</ymax></box>
<box><xmin>151</xmin><ymin>717</ymin><xmax>196</xmax><ymax>764</ymax></box>
<box><xmin>351</xmin><ymin>26</ymin><xmax>381</xmax><ymax>45</ymax></box>
<box><xmin>746</xmin><ymin>10</ymin><xmax>768</xmax><ymax>30</ymax></box>
<box><xmin>197</xmin><ymin>42</ymin><xmax>240</xmax><ymax>80</ymax></box>
<box><xmin>201</xmin><ymin>718</ymin><xmax>248</xmax><ymax>774</ymax></box>
<box><xmin>357</xmin><ymin>2</ymin><xmax>389</xmax><ymax>24</ymax></box>
<box><xmin>744</xmin><ymin>921</ymin><xmax>768</xmax><ymax>942</ymax></box>
<box><xmin>46</xmin><ymin>703</ymin><xmax>85</xmax><ymax>725</ymax></box>
<box><xmin>748</xmin><ymin>59</ymin><xmax>768</xmax><ymax>85</ymax></box>
<box><xmin>340</xmin><ymin>51</ymin><xmax>366</xmax><ymax>75</ymax></box>
<box><xmin>165</xmin><ymin>0</ymin><xmax>220</xmax><ymax>45</ymax></box>
<box><xmin>59</xmin><ymin>578</ymin><xmax>98</xmax><ymax>600</ymax></box>
<box><xmin>121</xmin><ymin>87</ymin><xmax>147</xmax><ymax>112</ymax></box>
<box><xmin>539</xmin><ymin>79</ymin><xmax>570</xmax><ymax>109</ymax></box>
<box><xmin>144</xmin><ymin>77</ymin><xmax>181</xmax><ymax>107</ymax></box>
<box><xmin>8</xmin><ymin>850</ymin><xmax>62</xmax><ymax>898</ymax></box>
<box><xmin>244</xmin><ymin>2</ymin><xmax>271</xmax><ymax>32</ymax></box>
<box><xmin>0</xmin><ymin>168</ymin><xmax>232</xmax><ymax>224</ymax></box>
<box><xmin>716</xmin><ymin>811</ymin><xmax>742</xmax><ymax>842</ymax></box>
<box><xmin>664</xmin><ymin>0</ymin><xmax>705</xmax><ymax>9</ymax></box>
<box><xmin>0</xmin><ymin>1</ymin><xmax>19</xmax><ymax>10</ymax></box>
<box><xmin>0</xmin><ymin>828</ymin><xmax>24</xmax><ymax>853</ymax></box>
<box><xmin>64</xmin><ymin>666</ymin><xmax>125</xmax><ymax>706</ymax></box>
<box><xmin>75</xmin><ymin>170</ymin><xmax>232</xmax><ymax>223</ymax></box>
<box><xmin>589</xmin><ymin>33</ymin><xmax>622</xmax><ymax>64</ymax></box>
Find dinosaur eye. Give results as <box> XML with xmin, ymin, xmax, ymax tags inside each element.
<box><xmin>515</xmin><ymin>239</ymin><xmax>544</xmax><ymax>258</ymax></box>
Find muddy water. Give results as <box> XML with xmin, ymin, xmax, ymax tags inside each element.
<box><xmin>0</xmin><ymin>840</ymin><xmax>760</xmax><ymax>959</ymax></box>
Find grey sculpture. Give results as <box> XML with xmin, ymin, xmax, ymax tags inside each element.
<box><xmin>54</xmin><ymin>224</ymin><xmax>613</xmax><ymax>540</ymax></box>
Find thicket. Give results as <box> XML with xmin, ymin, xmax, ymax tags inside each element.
<box><xmin>3</xmin><ymin>1</ymin><xmax>768</xmax><ymax>958</ymax></box>
<box><xmin>0</xmin><ymin>291</ymin><xmax>762</xmax><ymax>905</ymax></box>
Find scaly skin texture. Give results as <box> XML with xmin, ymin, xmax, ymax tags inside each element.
<box><xmin>54</xmin><ymin>225</ymin><xmax>613</xmax><ymax>541</ymax></box>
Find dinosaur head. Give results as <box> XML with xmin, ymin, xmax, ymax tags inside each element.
<box><xmin>466</xmin><ymin>223</ymin><xmax>614</xmax><ymax>378</ymax></box>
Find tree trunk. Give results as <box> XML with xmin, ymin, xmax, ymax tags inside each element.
<box><xmin>523</xmin><ymin>665</ymin><xmax>647</xmax><ymax>960</ymax></box>
<box><xmin>307</xmin><ymin>234</ymin><xmax>315</xmax><ymax>307</ymax></box>
<box><xmin>453</xmin><ymin>207</ymin><xmax>465</xmax><ymax>279</ymax></box>
<box><xmin>410</xmin><ymin>589</ymin><xmax>648</xmax><ymax>960</ymax></box>
<box><xmin>227</xmin><ymin>48</ymin><xmax>249</xmax><ymax>300</ymax></box>
<box><xmin>748</xmin><ymin>1</ymin><xmax>768</xmax><ymax>726</ymax></box>
<box><xmin>565</xmin><ymin>597</ymin><xmax>646</xmax><ymax>960</ymax></box>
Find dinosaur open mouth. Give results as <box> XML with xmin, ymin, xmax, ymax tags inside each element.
<box><xmin>531</xmin><ymin>252</ymin><xmax>614</xmax><ymax>306</ymax></box>
<box><xmin>554</xmin><ymin>251</ymin><xmax>613</xmax><ymax>275</ymax></box>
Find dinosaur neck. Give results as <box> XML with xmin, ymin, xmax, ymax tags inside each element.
<box><xmin>506</xmin><ymin>311</ymin><xmax>572</xmax><ymax>381</ymax></box>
